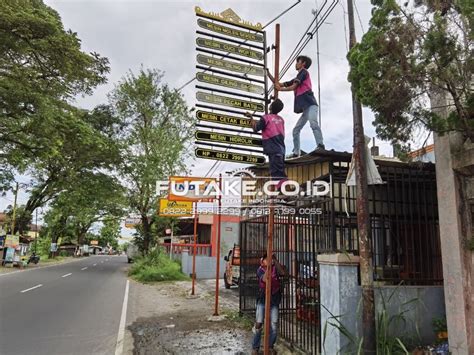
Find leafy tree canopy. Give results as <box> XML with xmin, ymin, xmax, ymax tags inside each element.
<box><xmin>109</xmin><ymin>68</ymin><xmax>195</xmax><ymax>252</ymax></box>
<box><xmin>0</xmin><ymin>0</ymin><xmax>110</xmax><ymax>181</ymax></box>
<box><xmin>348</xmin><ymin>0</ymin><xmax>473</xmax><ymax>147</ymax></box>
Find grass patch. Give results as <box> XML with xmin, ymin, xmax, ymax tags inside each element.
<box><xmin>128</xmin><ymin>249</ymin><xmax>189</xmax><ymax>283</ymax></box>
<box><xmin>222</xmin><ymin>309</ymin><xmax>253</xmax><ymax>330</ymax></box>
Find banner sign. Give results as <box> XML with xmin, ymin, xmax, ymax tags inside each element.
<box><xmin>196</xmin><ymin>92</ymin><xmax>264</xmax><ymax>112</ymax></box>
<box><xmin>196</xmin><ymin>130</ymin><xmax>262</xmax><ymax>147</ymax></box>
<box><xmin>196</xmin><ymin>110</ymin><xmax>256</xmax><ymax>128</ymax></box>
<box><xmin>159</xmin><ymin>198</ymin><xmax>194</xmax><ymax>217</ymax></box>
<box><xmin>197</xmin><ymin>19</ymin><xmax>264</xmax><ymax>43</ymax></box>
<box><xmin>4</xmin><ymin>235</ymin><xmax>19</xmax><ymax>248</ymax></box>
<box><xmin>195</xmin><ymin>148</ymin><xmax>265</xmax><ymax>165</ymax></box>
<box><xmin>197</xmin><ymin>55</ymin><xmax>264</xmax><ymax>77</ymax></box>
<box><xmin>196</xmin><ymin>72</ymin><xmax>264</xmax><ymax>94</ymax></box>
<box><xmin>168</xmin><ymin>176</ymin><xmax>217</xmax><ymax>202</ymax></box>
<box><xmin>5</xmin><ymin>247</ymin><xmax>14</xmax><ymax>263</ymax></box>
<box><xmin>196</xmin><ymin>38</ymin><xmax>263</xmax><ymax>60</ymax></box>
<box><xmin>125</xmin><ymin>217</ymin><xmax>141</xmax><ymax>228</ymax></box>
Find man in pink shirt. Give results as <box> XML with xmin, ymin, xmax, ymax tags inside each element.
<box><xmin>267</xmin><ymin>55</ymin><xmax>324</xmax><ymax>157</ymax></box>
<box><xmin>246</xmin><ymin>99</ymin><xmax>287</xmax><ymax>190</ymax></box>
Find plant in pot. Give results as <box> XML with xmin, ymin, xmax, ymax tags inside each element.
<box><xmin>432</xmin><ymin>316</ymin><xmax>448</xmax><ymax>343</ymax></box>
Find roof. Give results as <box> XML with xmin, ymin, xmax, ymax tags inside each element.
<box><xmin>251</xmin><ymin>148</ymin><xmax>435</xmax><ymax>171</ymax></box>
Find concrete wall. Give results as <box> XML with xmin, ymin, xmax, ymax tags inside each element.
<box><xmin>319</xmin><ymin>254</ymin><xmax>446</xmax><ymax>354</ymax></box>
<box><xmin>181</xmin><ymin>250</ymin><xmax>225</xmax><ymax>279</ymax></box>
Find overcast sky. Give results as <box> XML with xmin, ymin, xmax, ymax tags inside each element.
<box><xmin>3</xmin><ymin>0</ymin><xmax>400</xmax><ymax>226</ymax></box>
<box><xmin>44</xmin><ymin>0</ymin><xmax>396</xmax><ymax>172</ymax></box>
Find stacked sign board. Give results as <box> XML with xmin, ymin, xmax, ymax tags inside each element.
<box><xmin>194</xmin><ymin>7</ymin><xmax>267</xmax><ymax>166</ymax></box>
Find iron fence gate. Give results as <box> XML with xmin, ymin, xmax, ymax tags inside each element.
<box><xmin>240</xmin><ymin>199</ymin><xmax>332</xmax><ymax>354</ymax></box>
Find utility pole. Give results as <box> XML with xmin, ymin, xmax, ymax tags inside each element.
<box><xmin>346</xmin><ymin>0</ymin><xmax>376</xmax><ymax>353</ymax></box>
<box><xmin>10</xmin><ymin>182</ymin><xmax>19</xmax><ymax>236</ymax></box>
<box><xmin>213</xmin><ymin>174</ymin><xmax>222</xmax><ymax>316</ymax></box>
<box><xmin>263</xmin><ymin>23</ymin><xmax>280</xmax><ymax>355</ymax></box>
<box><xmin>35</xmin><ymin>208</ymin><xmax>38</xmax><ymax>253</ymax></box>
<box><xmin>191</xmin><ymin>202</ymin><xmax>198</xmax><ymax>295</ymax></box>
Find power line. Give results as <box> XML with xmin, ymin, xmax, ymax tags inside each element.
<box><xmin>353</xmin><ymin>0</ymin><xmax>365</xmax><ymax>34</ymax></box>
<box><xmin>213</xmin><ymin>0</ymin><xmax>339</xmax><ymax>177</ymax></box>
<box><xmin>267</xmin><ymin>0</ymin><xmax>339</xmax><ymax>96</ymax></box>
<box><xmin>339</xmin><ymin>1</ymin><xmax>349</xmax><ymax>52</ymax></box>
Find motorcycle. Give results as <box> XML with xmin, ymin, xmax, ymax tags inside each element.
<box><xmin>27</xmin><ymin>253</ymin><xmax>40</xmax><ymax>265</ymax></box>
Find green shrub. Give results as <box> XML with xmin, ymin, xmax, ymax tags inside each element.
<box><xmin>59</xmin><ymin>250</ymin><xmax>68</xmax><ymax>257</ymax></box>
<box><xmin>128</xmin><ymin>248</ymin><xmax>189</xmax><ymax>283</ymax></box>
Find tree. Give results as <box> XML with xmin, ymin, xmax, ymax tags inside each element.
<box><xmin>41</xmin><ymin>172</ymin><xmax>125</xmax><ymax>247</ymax></box>
<box><xmin>0</xmin><ymin>0</ymin><xmax>109</xmax><ymax>188</ymax></box>
<box><xmin>348</xmin><ymin>0</ymin><xmax>472</xmax><ymax>148</ymax></box>
<box><xmin>4</xmin><ymin>205</ymin><xmax>32</xmax><ymax>235</ymax></box>
<box><xmin>99</xmin><ymin>218</ymin><xmax>121</xmax><ymax>250</ymax></box>
<box><xmin>21</xmin><ymin>105</ymin><xmax>123</xmax><ymax>219</ymax></box>
<box><xmin>109</xmin><ymin>68</ymin><xmax>195</xmax><ymax>253</ymax></box>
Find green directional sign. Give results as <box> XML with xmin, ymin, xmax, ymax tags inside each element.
<box><xmin>197</xmin><ymin>19</ymin><xmax>264</xmax><ymax>43</ymax></box>
<box><xmin>197</xmin><ymin>54</ymin><xmax>264</xmax><ymax>77</ymax></box>
<box><xmin>195</xmin><ymin>148</ymin><xmax>265</xmax><ymax>165</ymax></box>
<box><xmin>196</xmin><ymin>38</ymin><xmax>264</xmax><ymax>60</ymax></box>
<box><xmin>196</xmin><ymin>92</ymin><xmax>264</xmax><ymax>112</ymax></box>
<box><xmin>196</xmin><ymin>72</ymin><xmax>264</xmax><ymax>94</ymax></box>
<box><xmin>196</xmin><ymin>110</ymin><xmax>256</xmax><ymax>128</ymax></box>
<box><xmin>196</xmin><ymin>130</ymin><xmax>262</xmax><ymax>147</ymax></box>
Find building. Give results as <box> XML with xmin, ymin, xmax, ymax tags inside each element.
<box><xmin>239</xmin><ymin>149</ymin><xmax>444</xmax><ymax>353</ymax></box>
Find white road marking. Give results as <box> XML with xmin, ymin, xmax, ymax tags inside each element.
<box><xmin>115</xmin><ymin>280</ymin><xmax>130</xmax><ymax>355</ymax></box>
<box><xmin>93</xmin><ymin>263</ymin><xmax>97</xmax><ymax>266</ymax></box>
<box><xmin>61</xmin><ymin>273</ymin><xmax>72</xmax><ymax>278</ymax></box>
<box><xmin>81</xmin><ymin>267</ymin><xmax>88</xmax><ymax>271</ymax></box>
<box><xmin>21</xmin><ymin>284</ymin><xmax>43</xmax><ymax>293</ymax></box>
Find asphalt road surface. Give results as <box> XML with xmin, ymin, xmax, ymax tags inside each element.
<box><xmin>0</xmin><ymin>255</ymin><xmax>129</xmax><ymax>355</ymax></box>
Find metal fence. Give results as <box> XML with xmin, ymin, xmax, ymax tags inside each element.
<box><xmin>240</xmin><ymin>199</ymin><xmax>331</xmax><ymax>354</ymax></box>
<box><xmin>240</xmin><ymin>157</ymin><xmax>442</xmax><ymax>354</ymax></box>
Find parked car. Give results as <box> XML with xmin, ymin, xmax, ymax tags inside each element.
<box><xmin>126</xmin><ymin>244</ymin><xmax>140</xmax><ymax>263</ymax></box>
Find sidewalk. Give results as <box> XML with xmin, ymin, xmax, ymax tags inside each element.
<box><xmin>124</xmin><ymin>278</ymin><xmax>251</xmax><ymax>354</ymax></box>
<box><xmin>124</xmin><ymin>278</ymin><xmax>298</xmax><ymax>354</ymax></box>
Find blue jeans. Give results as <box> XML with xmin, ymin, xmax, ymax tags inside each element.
<box><xmin>292</xmin><ymin>104</ymin><xmax>324</xmax><ymax>155</ymax></box>
<box><xmin>252</xmin><ymin>302</ymin><xmax>279</xmax><ymax>350</ymax></box>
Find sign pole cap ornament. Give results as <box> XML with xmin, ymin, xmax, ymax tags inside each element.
<box><xmin>195</xmin><ymin>7</ymin><xmax>262</xmax><ymax>31</ymax></box>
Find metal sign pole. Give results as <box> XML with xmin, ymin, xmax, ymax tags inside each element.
<box><xmin>263</xmin><ymin>23</ymin><xmax>280</xmax><ymax>355</ymax></box>
<box><xmin>191</xmin><ymin>202</ymin><xmax>198</xmax><ymax>295</ymax></box>
<box><xmin>213</xmin><ymin>174</ymin><xmax>222</xmax><ymax>316</ymax></box>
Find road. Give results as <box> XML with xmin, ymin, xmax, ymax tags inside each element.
<box><xmin>0</xmin><ymin>255</ymin><xmax>129</xmax><ymax>355</ymax></box>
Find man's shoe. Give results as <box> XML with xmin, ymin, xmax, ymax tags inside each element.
<box><xmin>316</xmin><ymin>144</ymin><xmax>326</xmax><ymax>150</ymax></box>
<box><xmin>286</xmin><ymin>153</ymin><xmax>299</xmax><ymax>159</ymax></box>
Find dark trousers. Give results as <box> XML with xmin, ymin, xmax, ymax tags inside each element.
<box><xmin>268</xmin><ymin>154</ymin><xmax>287</xmax><ymax>189</ymax></box>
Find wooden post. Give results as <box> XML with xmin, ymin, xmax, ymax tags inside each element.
<box><xmin>263</xmin><ymin>23</ymin><xmax>280</xmax><ymax>355</ymax></box>
<box><xmin>213</xmin><ymin>174</ymin><xmax>222</xmax><ymax>316</ymax></box>
<box><xmin>346</xmin><ymin>0</ymin><xmax>376</xmax><ymax>352</ymax></box>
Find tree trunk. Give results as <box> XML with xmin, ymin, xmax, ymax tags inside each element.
<box><xmin>141</xmin><ymin>215</ymin><xmax>151</xmax><ymax>254</ymax></box>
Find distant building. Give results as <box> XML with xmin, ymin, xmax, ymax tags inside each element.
<box><xmin>409</xmin><ymin>144</ymin><xmax>435</xmax><ymax>163</ymax></box>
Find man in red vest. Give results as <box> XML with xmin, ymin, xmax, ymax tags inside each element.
<box><xmin>251</xmin><ymin>252</ymin><xmax>286</xmax><ymax>354</ymax></box>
